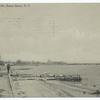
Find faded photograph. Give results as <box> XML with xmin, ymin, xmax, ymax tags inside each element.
<box><xmin>0</xmin><ymin>3</ymin><xmax>100</xmax><ymax>97</ymax></box>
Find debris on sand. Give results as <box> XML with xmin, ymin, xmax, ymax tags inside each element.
<box><xmin>0</xmin><ymin>89</ymin><xmax>5</xmax><ymax>93</ymax></box>
<box><xmin>90</xmin><ymin>90</ymin><xmax>100</xmax><ymax>96</ymax></box>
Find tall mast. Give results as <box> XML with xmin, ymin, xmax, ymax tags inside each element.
<box><xmin>52</xmin><ymin>18</ymin><xmax>55</xmax><ymax>36</ymax></box>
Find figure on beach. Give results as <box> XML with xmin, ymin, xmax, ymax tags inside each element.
<box><xmin>7</xmin><ymin>64</ymin><xmax>10</xmax><ymax>74</ymax></box>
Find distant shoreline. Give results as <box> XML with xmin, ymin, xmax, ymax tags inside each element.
<box><xmin>1</xmin><ymin>60</ymin><xmax>100</xmax><ymax>66</ymax></box>
<box><xmin>15</xmin><ymin>63</ymin><xmax>100</xmax><ymax>66</ymax></box>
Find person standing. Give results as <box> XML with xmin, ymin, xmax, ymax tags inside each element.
<box><xmin>7</xmin><ymin>64</ymin><xmax>10</xmax><ymax>74</ymax></box>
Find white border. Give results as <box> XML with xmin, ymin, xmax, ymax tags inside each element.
<box><xmin>1</xmin><ymin>98</ymin><xmax>100</xmax><ymax>100</ymax></box>
<box><xmin>0</xmin><ymin>0</ymin><xmax>100</xmax><ymax>3</ymax></box>
<box><xmin>0</xmin><ymin>0</ymin><xmax>99</xmax><ymax>100</ymax></box>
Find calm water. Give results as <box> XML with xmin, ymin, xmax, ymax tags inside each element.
<box><xmin>12</xmin><ymin>64</ymin><xmax>100</xmax><ymax>87</ymax></box>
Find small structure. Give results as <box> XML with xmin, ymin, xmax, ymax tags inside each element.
<box><xmin>38</xmin><ymin>73</ymin><xmax>82</xmax><ymax>82</ymax></box>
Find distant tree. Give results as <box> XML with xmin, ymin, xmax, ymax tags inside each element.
<box><xmin>16</xmin><ymin>59</ymin><xmax>22</xmax><ymax>64</ymax></box>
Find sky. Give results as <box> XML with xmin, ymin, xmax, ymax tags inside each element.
<box><xmin>0</xmin><ymin>3</ymin><xmax>100</xmax><ymax>63</ymax></box>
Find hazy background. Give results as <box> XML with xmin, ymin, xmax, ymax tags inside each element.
<box><xmin>0</xmin><ymin>3</ymin><xmax>100</xmax><ymax>63</ymax></box>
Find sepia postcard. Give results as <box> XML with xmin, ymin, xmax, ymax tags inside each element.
<box><xmin>0</xmin><ymin>3</ymin><xmax>100</xmax><ymax>97</ymax></box>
